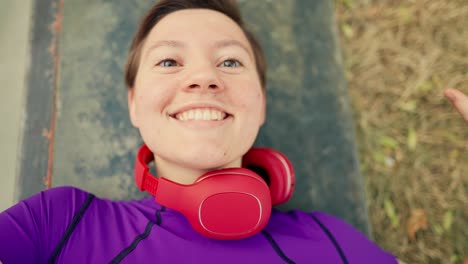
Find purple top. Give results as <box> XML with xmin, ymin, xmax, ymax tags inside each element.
<box><xmin>0</xmin><ymin>186</ymin><xmax>396</xmax><ymax>263</ymax></box>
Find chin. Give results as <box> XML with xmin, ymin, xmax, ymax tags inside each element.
<box><xmin>195</xmin><ymin>160</ymin><xmax>238</xmax><ymax>171</ymax></box>
<box><xmin>181</xmin><ymin>147</ymin><xmax>242</xmax><ymax>171</ymax></box>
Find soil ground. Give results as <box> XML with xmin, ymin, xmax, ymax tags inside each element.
<box><xmin>335</xmin><ymin>0</ymin><xmax>468</xmax><ymax>263</ymax></box>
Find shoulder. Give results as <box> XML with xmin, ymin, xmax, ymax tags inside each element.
<box><xmin>4</xmin><ymin>186</ymin><xmax>93</xmax><ymax>218</ymax></box>
<box><xmin>0</xmin><ymin>186</ymin><xmax>95</xmax><ymax>262</ymax></box>
<box><xmin>19</xmin><ymin>186</ymin><xmax>96</xmax><ymax>233</ymax></box>
<box><xmin>309</xmin><ymin>211</ymin><xmax>398</xmax><ymax>263</ymax></box>
<box><xmin>36</xmin><ymin>185</ymin><xmax>93</xmax><ymax>202</ymax></box>
<box><xmin>23</xmin><ymin>186</ymin><xmax>95</xmax><ymax>216</ymax></box>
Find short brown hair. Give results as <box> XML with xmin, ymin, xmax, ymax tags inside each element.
<box><xmin>124</xmin><ymin>0</ymin><xmax>266</xmax><ymax>90</ymax></box>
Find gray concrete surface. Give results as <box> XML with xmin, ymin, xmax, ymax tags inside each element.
<box><xmin>0</xmin><ymin>1</ymin><xmax>369</xmax><ymax>234</ymax></box>
<box><xmin>0</xmin><ymin>1</ymin><xmax>32</xmax><ymax>211</ymax></box>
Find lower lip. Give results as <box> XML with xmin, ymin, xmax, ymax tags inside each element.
<box><xmin>170</xmin><ymin>115</ymin><xmax>232</xmax><ymax>129</ymax></box>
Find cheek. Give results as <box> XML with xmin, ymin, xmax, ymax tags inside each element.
<box><xmin>242</xmin><ymin>92</ymin><xmax>263</xmax><ymax>110</ymax></box>
<box><xmin>237</xmin><ymin>79</ymin><xmax>264</xmax><ymax>110</ymax></box>
<box><xmin>135</xmin><ymin>78</ymin><xmax>175</xmax><ymax>115</ymax></box>
<box><xmin>229</xmin><ymin>73</ymin><xmax>263</xmax><ymax>102</ymax></box>
<box><xmin>251</xmin><ymin>93</ymin><xmax>265</xmax><ymax>121</ymax></box>
<box><xmin>236</xmin><ymin>88</ymin><xmax>265</xmax><ymax>126</ymax></box>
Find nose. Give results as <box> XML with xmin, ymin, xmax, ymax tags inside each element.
<box><xmin>183</xmin><ymin>64</ymin><xmax>224</xmax><ymax>93</ymax></box>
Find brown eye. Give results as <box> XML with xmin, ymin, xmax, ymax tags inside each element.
<box><xmin>220</xmin><ymin>59</ymin><xmax>241</xmax><ymax>68</ymax></box>
<box><xmin>157</xmin><ymin>59</ymin><xmax>179</xmax><ymax>67</ymax></box>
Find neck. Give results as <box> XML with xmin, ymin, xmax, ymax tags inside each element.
<box><xmin>153</xmin><ymin>156</ymin><xmax>242</xmax><ymax>185</ymax></box>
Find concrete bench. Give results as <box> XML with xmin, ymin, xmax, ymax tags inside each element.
<box><xmin>17</xmin><ymin>0</ymin><xmax>370</xmax><ymax>236</ymax></box>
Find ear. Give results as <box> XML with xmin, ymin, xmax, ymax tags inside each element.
<box><xmin>128</xmin><ymin>88</ymin><xmax>139</xmax><ymax>128</ymax></box>
<box><xmin>259</xmin><ymin>91</ymin><xmax>266</xmax><ymax>126</ymax></box>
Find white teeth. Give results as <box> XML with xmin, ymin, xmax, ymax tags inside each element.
<box><xmin>195</xmin><ymin>110</ymin><xmax>203</xmax><ymax>119</ymax></box>
<box><xmin>211</xmin><ymin>110</ymin><xmax>220</xmax><ymax>120</ymax></box>
<box><xmin>175</xmin><ymin>108</ymin><xmax>227</xmax><ymax>121</ymax></box>
<box><xmin>203</xmin><ymin>110</ymin><xmax>210</xmax><ymax>120</ymax></box>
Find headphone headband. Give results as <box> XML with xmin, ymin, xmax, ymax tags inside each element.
<box><xmin>134</xmin><ymin>144</ymin><xmax>294</xmax><ymax>240</ymax></box>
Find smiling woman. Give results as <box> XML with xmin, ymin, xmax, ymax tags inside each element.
<box><xmin>0</xmin><ymin>0</ymin><xmax>404</xmax><ymax>263</ymax></box>
<box><xmin>128</xmin><ymin>8</ymin><xmax>266</xmax><ymax>184</ymax></box>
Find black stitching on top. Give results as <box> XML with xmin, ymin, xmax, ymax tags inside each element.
<box><xmin>261</xmin><ymin>230</ymin><xmax>296</xmax><ymax>264</ymax></box>
<box><xmin>156</xmin><ymin>206</ymin><xmax>166</xmax><ymax>226</ymax></box>
<box><xmin>109</xmin><ymin>207</ymin><xmax>165</xmax><ymax>263</ymax></box>
<box><xmin>310</xmin><ymin>214</ymin><xmax>349</xmax><ymax>264</ymax></box>
<box><xmin>109</xmin><ymin>221</ymin><xmax>154</xmax><ymax>264</ymax></box>
<box><xmin>48</xmin><ymin>193</ymin><xmax>95</xmax><ymax>264</ymax></box>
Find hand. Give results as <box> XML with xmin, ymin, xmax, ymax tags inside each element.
<box><xmin>444</xmin><ymin>88</ymin><xmax>468</xmax><ymax>122</ymax></box>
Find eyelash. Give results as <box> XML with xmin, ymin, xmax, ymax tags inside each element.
<box><xmin>156</xmin><ymin>59</ymin><xmax>179</xmax><ymax>67</ymax></box>
<box><xmin>154</xmin><ymin>58</ymin><xmax>243</xmax><ymax>68</ymax></box>
<box><xmin>220</xmin><ymin>58</ymin><xmax>243</xmax><ymax>68</ymax></box>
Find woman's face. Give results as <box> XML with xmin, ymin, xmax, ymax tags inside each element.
<box><xmin>128</xmin><ymin>9</ymin><xmax>265</xmax><ymax>177</ymax></box>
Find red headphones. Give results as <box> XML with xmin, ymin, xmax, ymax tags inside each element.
<box><xmin>134</xmin><ymin>144</ymin><xmax>295</xmax><ymax>240</ymax></box>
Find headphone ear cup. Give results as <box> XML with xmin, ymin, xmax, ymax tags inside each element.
<box><xmin>158</xmin><ymin>168</ymin><xmax>272</xmax><ymax>240</ymax></box>
<box><xmin>242</xmin><ymin>148</ymin><xmax>295</xmax><ymax>205</ymax></box>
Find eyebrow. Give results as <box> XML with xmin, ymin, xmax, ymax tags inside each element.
<box><xmin>214</xmin><ymin>39</ymin><xmax>253</xmax><ymax>59</ymax></box>
<box><xmin>144</xmin><ymin>39</ymin><xmax>253</xmax><ymax>60</ymax></box>
<box><xmin>144</xmin><ymin>40</ymin><xmax>186</xmax><ymax>58</ymax></box>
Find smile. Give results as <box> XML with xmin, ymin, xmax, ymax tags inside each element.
<box><xmin>173</xmin><ymin>108</ymin><xmax>228</xmax><ymax>121</ymax></box>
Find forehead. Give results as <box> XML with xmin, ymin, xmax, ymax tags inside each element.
<box><xmin>143</xmin><ymin>8</ymin><xmax>251</xmax><ymax>51</ymax></box>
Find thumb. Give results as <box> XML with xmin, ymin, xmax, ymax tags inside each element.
<box><xmin>444</xmin><ymin>88</ymin><xmax>468</xmax><ymax>122</ymax></box>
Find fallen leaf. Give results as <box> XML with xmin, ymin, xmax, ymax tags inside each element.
<box><xmin>384</xmin><ymin>199</ymin><xmax>400</xmax><ymax>228</ymax></box>
<box><xmin>398</xmin><ymin>100</ymin><xmax>417</xmax><ymax>112</ymax></box>
<box><xmin>451</xmin><ymin>255</ymin><xmax>460</xmax><ymax>263</ymax></box>
<box><xmin>417</xmin><ymin>80</ymin><xmax>433</xmax><ymax>93</ymax></box>
<box><xmin>342</xmin><ymin>0</ymin><xmax>355</xmax><ymax>9</ymax></box>
<box><xmin>373</xmin><ymin>151</ymin><xmax>386</xmax><ymax>164</ymax></box>
<box><xmin>433</xmin><ymin>224</ymin><xmax>444</xmax><ymax>235</ymax></box>
<box><xmin>407</xmin><ymin>127</ymin><xmax>417</xmax><ymax>151</ymax></box>
<box><xmin>397</xmin><ymin>6</ymin><xmax>413</xmax><ymax>24</ymax></box>
<box><xmin>341</xmin><ymin>23</ymin><xmax>354</xmax><ymax>39</ymax></box>
<box><xmin>407</xmin><ymin>208</ymin><xmax>428</xmax><ymax>240</ymax></box>
<box><xmin>379</xmin><ymin>136</ymin><xmax>399</xmax><ymax>149</ymax></box>
<box><xmin>443</xmin><ymin>210</ymin><xmax>453</xmax><ymax>231</ymax></box>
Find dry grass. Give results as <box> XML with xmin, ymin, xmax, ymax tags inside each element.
<box><xmin>335</xmin><ymin>0</ymin><xmax>468</xmax><ymax>263</ymax></box>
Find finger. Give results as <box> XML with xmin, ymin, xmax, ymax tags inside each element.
<box><xmin>444</xmin><ymin>88</ymin><xmax>468</xmax><ymax>122</ymax></box>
